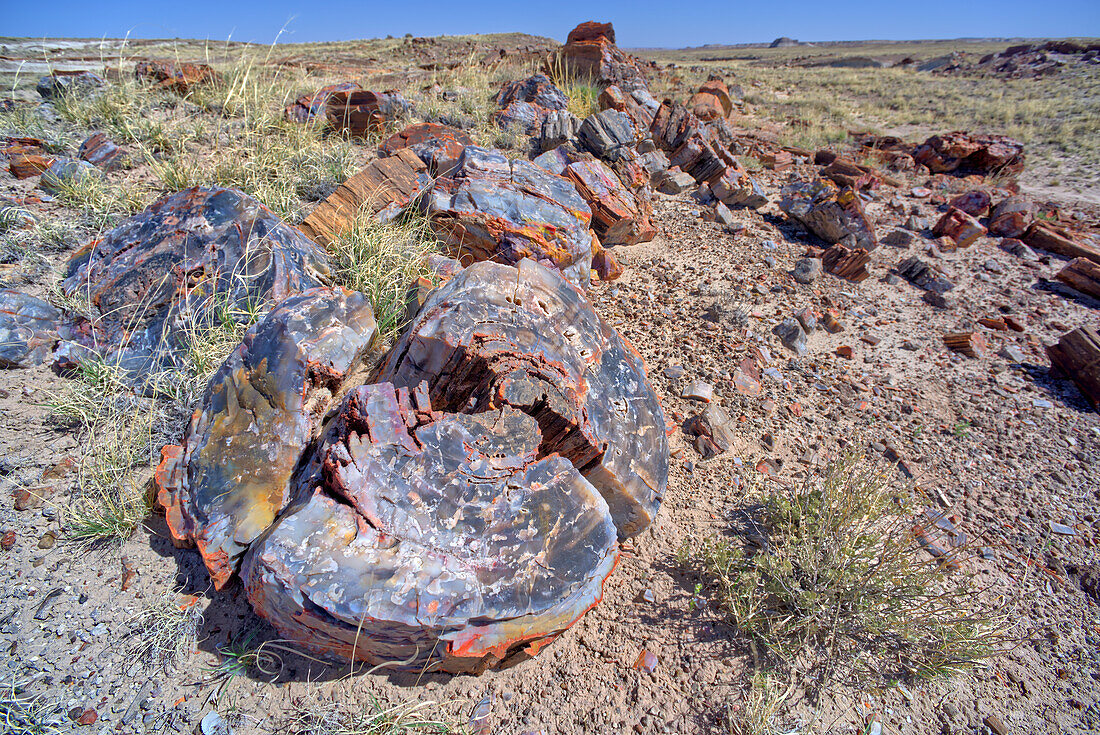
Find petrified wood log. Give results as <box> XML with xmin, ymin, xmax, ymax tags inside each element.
<box><xmin>159</xmin><ymin>258</ymin><xmax>666</xmax><ymax>673</ymax></box>
<box><xmin>554</xmin><ymin>21</ymin><xmax>648</xmax><ymax>93</ymax></box>
<box><xmin>988</xmin><ymin>195</ymin><xmax>1034</xmax><ymax>238</ymax></box>
<box><xmin>1056</xmin><ymin>258</ymin><xmax>1100</xmax><ymax>301</ymax></box>
<box><xmin>1022</xmin><ymin>221</ymin><xmax>1100</xmax><ymax>265</ymax></box>
<box><xmin>298</xmin><ymin>150</ymin><xmax>432</xmax><ymax>244</ymax></box>
<box><xmin>943</xmin><ymin>331</ymin><xmax>987</xmax><ymax>358</ymax></box>
<box><xmin>1047</xmin><ymin>327</ymin><xmax>1100</xmax><ymax>409</ymax></box>
<box><xmin>375</xmin><ymin>259</ymin><xmax>667</xmax><ymax>538</ymax></box>
<box><xmin>60</xmin><ymin>186</ymin><xmax>334</xmax><ymax>381</ymax></box>
<box><xmin>78</xmin><ymin>132</ymin><xmax>126</xmax><ymax>171</ymax></box>
<box><xmin>134</xmin><ymin>60</ymin><xmax>219</xmax><ymax>92</ymax></box>
<box><xmin>912</xmin><ymin>132</ymin><xmax>1024</xmax><ymax>176</ymax></box>
<box><xmin>932</xmin><ymin>207</ymin><xmax>987</xmax><ymax>248</ymax></box>
<box><xmin>420</xmin><ymin>146</ymin><xmax>598</xmax><ymax>288</ymax></box>
<box><xmin>821</xmin><ymin>244</ymin><xmax>871</xmax><ymax>282</ymax></box>
<box><xmin>689</xmin><ymin>78</ymin><xmax>733</xmax><ymax>121</ymax></box>
<box><xmin>156</xmin><ymin>288</ymin><xmax>377</xmax><ymax>587</ymax></box>
<box><xmin>563</xmin><ymin>159</ymin><xmax>654</xmax><ymax>246</ymax></box>
<box><xmin>494</xmin><ymin>74</ymin><xmax>569</xmax><ymax>135</ymax></box>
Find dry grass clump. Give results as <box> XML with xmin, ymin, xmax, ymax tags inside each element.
<box><xmin>0</xmin><ymin>678</ymin><xmax>66</xmax><ymax>735</ymax></box>
<box><xmin>287</xmin><ymin>698</ymin><xmax>458</xmax><ymax>735</ymax></box>
<box><xmin>687</xmin><ymin>453</ymin><xmax>1013</xmax><ymax>685</ymax></box>
<box><xmin>128</xmin><ymin>591</ymin><xmax>204</xmax><ymax>669</ymax></box>
<box><xmin>547</xmin><ymin>55</ymin><xmax>601</xmax><ymax>119</ymax></box>
<box><xmin>329</xmin><ymin>213</ymin><xmax>443</xmax><ymax>342</ymax></box>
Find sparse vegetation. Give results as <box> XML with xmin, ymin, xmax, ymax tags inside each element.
<box><xmin>329</xmin><ymin>214</ymin><xmax>443</xmax><ymax>341</ymax></box>
<box><xmin>129</xmin><ymin>592</ymin><xmax>204</xmax><ymax>669</ymax></box>
<box><xmin>288</xmin><ymin>697</ymin><xmax>458</xmax><ymax>735</ymax></box>
<box><xmin>0</xmin><ymin>677</ymin><xmax>67</xmax><ymax>735</ymax></box>
<box><xmin>686</xmin><ymin>453</ymin><xmax>1013</xmax><ymax>684</ymax></box>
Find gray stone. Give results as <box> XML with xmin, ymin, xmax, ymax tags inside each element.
<box><xmin>791</xmin><ymin>258</ymin><xmax>823</xmax><ymax>285</ymax></box>
<box><xmin>894</xmin><ymin>256</ymin><xmax>954</xmax><ymax>293</ymax></box>
<box><xmin>36</xmin><ymin>71</ymin><xmax>105</xmax><ymax>99</ymax></box>
<box><xmin>654</xmin><ymin>168</ymin><xmax>695</xmax><ymax>194</ymax></box>
<box><xmin>538</xmin><ymin>110</ymin><xmax>581</xmax><ymax>152</ymax></box>
<box><xmin>773</xmin><ymin>318</ymin><xmax>808</xmax><ymax>355</ymax></box>
<box><xmin>39</xmin><ymin>158</ymin><xmax>101</xmax><ymax>194</ymax></box>
<box><xmin>199</xmin><ymin>712</ymin><xmax>234</xmax><ymax>735</ymax></box>
<box><xmin>882</xmin><ymin>229</ymin><xmax>914</xmax><ymax>247</ymax></box>
<box><xmin>713</xmin><ymin>201</ymin><xmax>734</xmax><ymax>226</ymax></box>
<box><xmin>681</xmin><ymin>380</ymin><xmax>714</xmax><ymax>403</ymax></box>
<box><xmin>0</xmin><ymin>290</ymin><xmax>64</xmax><ymax>367</ymax></box>
<box><xmin>999</xmin><ymin>344</ymin><xmax>1026</xmax><ymax>362</ymax></box>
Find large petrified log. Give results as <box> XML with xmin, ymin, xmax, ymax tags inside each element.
<box><xmin>156</xmin><ymin>288</ymin><xmax>377</xmax><ymax>588</ymax></box>
<box><xmin>419</xmin><ymin>146</ymin><xmax>598</xmax><ymax>288</ymax></box>
<box><xmin>779</xmin><ymin>179</ymin><xmax>878</xmax><ymax>250</ymax></box>
<box><xmin>157</xmin><ymin>258</ymin><xmax>666</xmax><ymax>673</ymax></box>
<box><xmin>689</xmin><ymin>78</ymin><xmax>733</xmax><ymax>121</ymax></box>
<box><xmin>1047</xmin><ymin>327</ymin><xmax>1100</xmax><ymax>409</ymax></box>
<box><xmin>988</xmin><ymin>195</ymin><xmax>1035</xmax><ymax>237</ymax></box>
<box><xmin>60</xmin><ymin>186</ymin><xmax>334</xmax><ymax>380</ymax></box>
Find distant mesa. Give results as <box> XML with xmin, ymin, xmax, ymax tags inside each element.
<box><xmin>770</xmin><ymin>37</ymin><xmax>800</xmax><ymax>48</ymax></box>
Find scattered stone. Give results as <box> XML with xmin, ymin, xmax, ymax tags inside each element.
<box><xmin>904</xmin><ymin>215</ymin><xmax>932</xmax><ymax>232</ymax></box>
<box><xmin>654</xmin><ymin>167</ymin><xmax>696</xmax><ymax>194</ymax></box>
<box><xmin>681</xmin><ymin>380</ymin><xmax>714</xmax><ymax>403</ymax></box>
<box><xmin>1000</xmin><ymin>238</ymin><xmax>1039</xmax><ymax>261</ymax></box>
<box><xmin>773</xmin><ymin>318</ymin><xmax>809</xmax><ymax>355</ymax></box>
<box><xmin>794</xmin><ymin>307</ymin><xmax>817</xmax><ymax>333</ymax></box>
<box><xmin>0</xmin><ymin>531</ymin><xmax>15</xmax><ymax>551</ymax></box>
<box><xmin>821</xmin><ymin>311</ymin><xmax>845</xmax><ymax>333</ymax></box>
<box><xmin>881</xmin><ymin>229</ymin><xmax>913</xmax><ymax>247</ymax></box>
<box><xmin>198</xmin><ymin>711</ymin><xmax>234</xmax><ymax>735</ymax></box>
<box><xmin>120</xmin><ymin>556</ymin><xmax>137</xmax><ymax>591</ymax></box>
<box><xmin>836</xmin><ymin>345</ymin><xmax>854</xmax><ymax>359</ymax></box>
<box><xmin>36</xmin><ymin>71</ymin><xmax>105</xmax><ymax>99</ymax></box>
<box><xmin>922</xmin><ymin>291</ymin><xmax>954</xmax><ymax>309</ymax></box>
<box><xmin>989</xmin><ymin>195</ymin><xmax>1035</xmax><ymax>237</ymax></box>
<box><xmin>684</xmin><ymin>404</ymin><xmax>736</xmax><ymax>458</ymax></box>
<box><xmin>983</xmin><ymin>714</ymin><xmax>1010</xmax><ymax>735</ymax></box>
<box><xmin>578</xmin><ymin>109</ymin><xmax>636</xmax><ymax>161</ymax></box>
<box><xmin>1050</xmin><ymin>521</ymin><xmax>1076</xmax><ymax>536</ymax></box>
<box><xmin>894</xmin><ymin>256</ymin><xmax>954</xmax><ymax>293</ymax></box>
<box><xmin>633</xmin><ymin>648</ymin><xmax>658</xmax><ymax>673</ymax></box>
<box><xmin>944</xmin><ymin>331</ymin><xmax>988</xmax><ymax>358</ymax></box>
<box><xmin>325</xmin><ymin>89</ymin><xmax>410</xmax><ymax>137</ymax></box>
<box><xmin>999</xmin><ymin>344</ymin><xmax>1026</xmax><ymax>362</ymax></box>
<box><xmin>0</xmin><ymin>290</ymin><xmax>64</xmax><ymax>367</ymax></box>
<box><xmin>791</xmin><ymin>257</ymin><xmax>823</xmax><ymax>284</ymax></box>
<box><xmin>932</xmin><ymin>207</ymin><xmax>986</xmax><ymax>248</ymax></box>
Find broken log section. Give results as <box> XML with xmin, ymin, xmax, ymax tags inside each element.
<box><xmin>1055</xmin><ymin>258</ymin><xmax>1100</xmax><ymax>301</ymax></box>
<box><xmin>1047</xmin><ymin>327</ymin><xmax>1100</xmax><ymax>409</ymax></box>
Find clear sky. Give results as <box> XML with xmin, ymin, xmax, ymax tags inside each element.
<box><xmin>4</xmin><ymin>0</ymin><xmax>1099</xmax><ymax>47</ymax></box>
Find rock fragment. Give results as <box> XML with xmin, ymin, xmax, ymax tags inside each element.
<box><xmin>912</xmin><ymin>132</ymin><xmax>1025</xmax><ymax>176</ymax></box>
<box><xmin>791</xmin><ymin>257</ymin><xmax>823</xmax><ymax>284</ymax></box>
<box><xmin>684</xmin><ymin>405</ymin><xmax>736</xmax><ymax>459</ymax></box>
<box><xmin>134</xmin><ymin>60</ymin><xmax>219</xmax><ymax>92</ymax></box>
<box><xmin>494</xmin><ymin>74</ymin><xmax>569</xmax><ymax>134</ymax></box>
<box><xmin>944</xmin><ymin>332</ymin><xmax>988</xmax><ymax>358</ymax></box>
<box><xmin>1047</xmin><ymin>326</ymin><xmax>1100</xmax><ymax>409</ymax></box>
<box><xmin>779</xmin><ymin>179</ymin><xmax>877</xmax><ymax>250</ymax></box>
<box><xmin>988</xmin><ymin>196</ymin><xmax>1035</xmax><ymax>238</ymax></box>
<box><xmin>563</xmin><ymin>159</ymin><xmax>654</xmax><ymax>246</ymax></box>
<box><xmin>773</xmin><ymin>318</ymin><xmax>809</xmax><ymax>355</ymax></box>
<box><xmin>0</xmin><ymin>290</ymin><xmax>64</xmax><ymax>367</ymax></box>
<box><xmin>78</xmin><ymin>132</ymin><xmax>126</xmax><ymax>171</ymax></box>
<box><xmin>379</xmin><ymin>122</ymin><xmax>472</xmax><ymax>175</ymax></box>
<box><xmin>1055</xmin><ymin>258</ymin><xmax>1100</xmax><ymax>300</ymax></box>
<box><xmin>40</xmin><ymin>158</ymin><xmax>100</xmax><ymax>194</ymax></box>
<box><xmin>932</xmin><ymin>207</ymin><xmax>986</xmax><ymax>248</ymax></box>
<box><xmin>284</xmin><ymin>81</ymin><xmax>362</xmax><ymax>123</ymax></box>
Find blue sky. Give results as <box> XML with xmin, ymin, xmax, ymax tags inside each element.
<box><xmin>5</xmin><ymin>0</ymin><xmax>1099</xmax><ymax>47</ymax></box>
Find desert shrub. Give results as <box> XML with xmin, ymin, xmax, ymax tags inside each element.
<box><xmin>685</xmin><ymin>453</ymin><xmax>1012</xmax><ymax>683</ymax></box>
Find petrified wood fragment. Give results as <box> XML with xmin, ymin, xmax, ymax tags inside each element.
<box><xmin>420</xmin><ymin>146</ymin><xmax>597</xmax><ymax>288</ymax></box>
<box><xmin>1022</xmin><ymin>221</ymin><xmax>1100</xmax><ymax>265</ymax></box>
<box><xmin>932</xmin><ymin>207</ymin><xmax>986</xmax><ymax>248</ymax></box>
<box><xmin>1056</xmin><ymin>258</ymin><xmax>1100</xmax><ymax>301</ymax></box>
<box><xmin>554</xmin><ymin>21</ymin><xmax>648</xmax><ymax>92</ymax></box>
<box><xmin>0</xmin><ymin>290</ymin><xmax>64</xmax><ymax>367</ymax></box>
<box><xmin>325</xmin><ymin>90</ymin><xmax>410</xmax><ymax>137</ymax></box>
<box><xmin>1047</xmin><ymin>327</ymin><xmax>1100</xmax><ymax>409</ymax></box>
<box><xmin>780</xmin><ymin>179</ymin><xmax>877</xmax><ymax>250</ymax></box>
<box><xmin>78</xmin><ymin>132</ymin><xmax>126</xmax><ymax>171</ymax></box>
<box><xmin>60</xmin><ymin>186</ymin><xmax>334</xmax><ymax>380</ymax></box>
<box><xmin>284</xmin><ymin>82</ymin><xmax>362</xmax><ymax>123</ymax></box>
<box><xmin>912</xmin><ymin>132</ymin><xmax>1024</xmax><ymax>176</ymax></box>
<box><xmin>376</xmin><ymin>259</ymin><xmax>667</xmax><ymax>537</ymax></box>
<box><xmin>821</xmin><ymin>244</ymin><xmax>871</xmax><ymax>282</ymax></box>
<box><xmin>298</xmin><ymin>150</ymin><xmax>431</xmax><ymax>244</ymax></box>
<box><xmin>156</xmin><ymin>288</ymin><xmax>377</xmax><ymax>587</ymax></box>
<box><xmin>494</xmin><ymin>74</ymin><xmax>569</xmax><ymax>135</ymax></box>
<box><xmin>689</xmin><ymin>78</ymin><xmax>733</xmax><ymax>121</ymax></box>
<box><xmin>944</xmin><ymin>331</ymin><xmax>987</xmax><ymax>358</ymax></box>
<box><xmin>134</xmin><ymin>61</ymin><xmax>219</xmax><ymax>92</ymax></box>
<box><xmin>379</xmin><ymin>122</ymin><xmax>472</xmax><ymax>176</ymax></box>
<box><xmin>988</xmin><ymin>195</ymin><xmax>1034</xmax><ymax>238</ymax></box>
<box><xmin>563</xmin><ymin>159</ymin><xmax>654</xmax><ymax>246</ymax></box>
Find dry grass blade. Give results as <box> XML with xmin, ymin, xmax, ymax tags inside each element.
<box><xmin>128</xmin><ymin>592</ymin><xmax>204</xmax><ymax>669</ymax></box>
<box><xmin>288</xmin><ymin>697</ymin><xmax>459</xmax><ymax>735</ymax></box>
<box><xmin>0</xmin><ymin>677</ymin><xmax>67</xmax><ymax>735</ymax></box>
